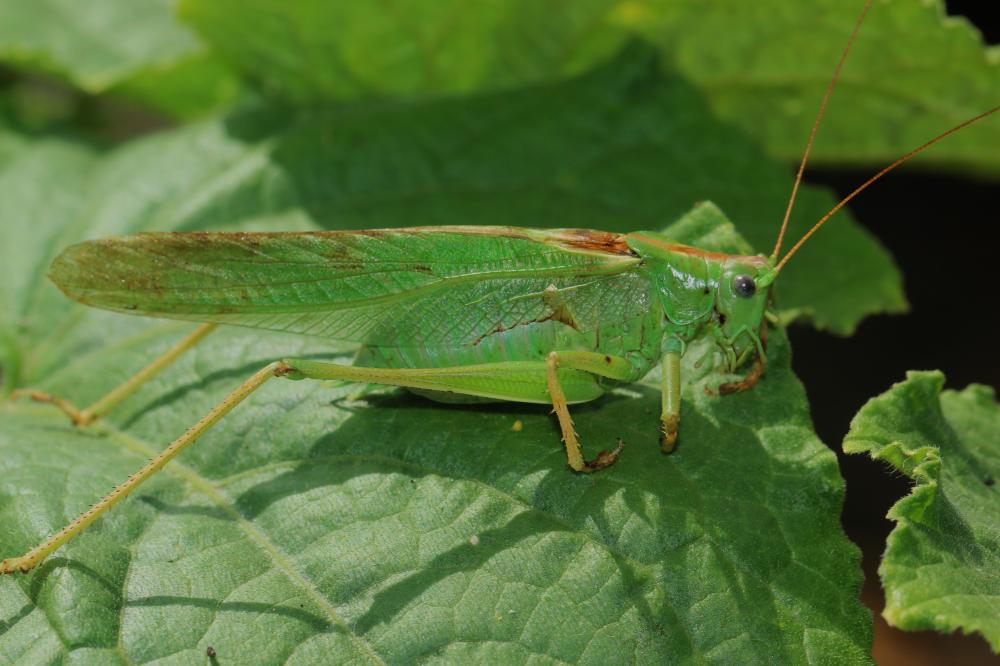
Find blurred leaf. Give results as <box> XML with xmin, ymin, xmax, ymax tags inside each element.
<box><xmin>179</xmin><ymin>0</ymin><xmax>1000</xmax><ymax>172</ymax></box>
<box><xmin>0</xmin><ymin>0</ymin><xmax>238</xmax><ymax>118</ymax></box>
<box><xmin>178</xmin><ymin>0</ymin><xmax>628</xmax><ymax>100</ymax></box>
<box><xmin>0</xmin><ymin>132</ymin><xmax>96</xmax><ymax>392</ymax></box>
<box><xmin>0</xmin><ymin>141</ymin><xmax>871</xmax><ymax>660</ymax></box>
<box><xmin>844</xmin><ymin>371</ymin><xmax>1000</xmax><ymax>652</ymax></box>
<box><xmin>110</xmin><ymin>51</ymin><xmax>242</xmax><ymax>121</ymax></box>
<box><xmin>640</xmin><ymin>1</ymin><xmax>1000</xmax><ymax>173</ymax></box>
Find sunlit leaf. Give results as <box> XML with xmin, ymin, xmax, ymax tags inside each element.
<box><xmin>0</xmin><ymin>133</ymin><xmax>871</xmax><ymax>663</ymax></box>
<box><xmin>844</xmin><ymin>371</ymin><xmax>1000</xmax><ymax>652</ymax></box>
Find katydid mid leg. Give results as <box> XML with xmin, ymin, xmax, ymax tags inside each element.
<box><xmin>10</xmin><ymin>323</ymin><xmax>217</xmax><ymax>425</ymax></box>
<box><xmin>1</xmin><ymin>351</ymin><xmax>633</xmax><ymax>574</ymax></box>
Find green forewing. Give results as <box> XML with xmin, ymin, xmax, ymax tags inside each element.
<box><xmin>49</xmin><ymin>228</ymin><xmax>645</xmax><ymax>347</ymax></box>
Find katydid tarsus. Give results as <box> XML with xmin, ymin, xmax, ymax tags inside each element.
<box><xmin>2</xmin><ymin>0</ymin><xmax>999</xmax><ymax>576</ymax></box>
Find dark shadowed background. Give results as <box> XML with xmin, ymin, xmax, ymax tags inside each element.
<box><xmin>792</xmin><ymin>2</ymin><xmax>999</xmax><ymax>662</ymax></box>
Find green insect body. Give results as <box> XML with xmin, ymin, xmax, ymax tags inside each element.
<box><xmin>3</xmin><ymin>223</ymin><xmax>779</xmax><ymax>575</ymax></box>
<box><xmin>50</xmin><ymin>226</ymin><xmax>772</xmax><ymax>411</ymax></box>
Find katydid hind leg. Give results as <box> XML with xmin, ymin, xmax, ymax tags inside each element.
<box><xmin>1</xmin><ymin>357</ymin><xmax>289</xmax><ymax>575</ymax></box>
<box><xmin>8</xmin><ymin>323</ymin><xmax>217</xmax><ymax>426</ymax></box>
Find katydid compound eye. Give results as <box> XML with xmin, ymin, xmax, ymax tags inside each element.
<box><xmin>733</xmin><ymin>274</ymin><xmax>756</xmax><ymax>298</ymax></box>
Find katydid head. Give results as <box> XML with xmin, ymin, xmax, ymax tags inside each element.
<box><xmin>624</xmin><ymin>230</ymin><xmax>774</xmax><ymax>372</ymax></box>
<box><xmin>713</xmin><ymin>256</ymin><xmax>774</xmax><ymax>371</ymax></box>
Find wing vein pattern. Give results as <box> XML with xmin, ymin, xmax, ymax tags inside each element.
<box><xmin>50</xmin><ymin>227</ymin><xmax>651</xmax><ymax>348</ymax></box>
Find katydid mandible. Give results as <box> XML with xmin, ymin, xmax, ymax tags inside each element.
<box><xmin>3</xmin><ymin>0</ymin><xmax>998</xmax><ymax>576</ymax></box>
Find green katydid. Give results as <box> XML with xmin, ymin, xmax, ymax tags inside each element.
<box><xmin>2</xmin><ymin>0</ymin><xmax>999</xmax><ymax>577</ymax></box>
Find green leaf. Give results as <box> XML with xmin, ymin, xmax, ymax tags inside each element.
<box><xmin>843</xmin><ymin>371</ymin><xmax>1000</xmax><ymax>652</ymax></box>
<box><xmin>0</xmin><ymin>132</ymin><xmax>97</xmax><ymax>392</ymax></box>
<box><xmin>179</xmin><ymin>0</ymin><xmax>1000</xmax><ymax>172</ymax></box>
<box><xmin>638</xmin><ymin>1</ymin><xmax>1000</xmax><ymax>173</ymax></box>
<box><xmin>109</xmin><ymin>51</ymin><xmax>243</xmax><ymax>121</ymax></box>
<box><xmin>0</xmin><ymin>134</ymin><xmax>873</xmax><ymax>662</ymax></box>
<box><xmin>0</xmin><ymin>0</ymin><xmax>238</xmax><ymax>118</ymax></box>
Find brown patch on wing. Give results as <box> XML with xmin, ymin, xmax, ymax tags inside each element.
<box><xmin>131</xmin><ymin>226</ymin><xmax>636</xmax><ymax>258</ymax></box>
<box><xmin>396</xmin><ymin>226</ymin><xmax>635</xmax><ymax>256</ymax></box>
<box><xmin>547</xmin><ymin>229</ymin><xmax>634</xmax><ymax>256</ymax></box>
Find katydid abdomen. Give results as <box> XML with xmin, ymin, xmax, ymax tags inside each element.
<box><xmin>356</xmin><ymin>299</ymin><xmax>668</xmax><ymax>405</ymax></box>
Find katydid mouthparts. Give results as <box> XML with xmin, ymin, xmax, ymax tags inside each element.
<box><xmin>3</xmin><ymin>0</ymin><xmax>999</xmax><ymax>575</ymax></box>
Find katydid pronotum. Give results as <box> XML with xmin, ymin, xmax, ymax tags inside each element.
<box><xmin>2</xmin><ymin>1</ymin><xmax>999</xmax><ymax>576</ymax></box>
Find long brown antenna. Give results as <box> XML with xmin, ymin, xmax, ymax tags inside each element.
<box><xmin>771</xmin><ymin>0</ymin><xmax>873</xmax><ymax>260</ymax></box>
<box><xmin>774</xmin><ymin>104</ymin><xmax>1000</xmax><ymax>274</ymax></box>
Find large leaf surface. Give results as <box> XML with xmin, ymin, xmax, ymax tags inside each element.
<box><xmin>0</xmin><ymin>134</ymin><xmax>872</xmax><ymax>663</ymax></box>
<box><xmin>0</xmin><ymin>0</ymin><xmax>238</xmax><ymax>118</ymax></box>
<box><xmin>179</xmin><ymin>0</ymin><xmax>1000</xmax><ymax>172</ymax></box>
<box><xmin>844</xmin><ymin>371</ymin><xmax>1000</xmax><ymax>652</ymax></box>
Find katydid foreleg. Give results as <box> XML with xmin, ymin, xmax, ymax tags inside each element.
<box><xmin>719</xmin><ymin>323</ymin><xmax>768</xmax><ymax>395</ymax></box>
<box><xmin>660</xmin><ymin>350</ymin><xmax>682</xmax><ymax>454</ymax></box>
